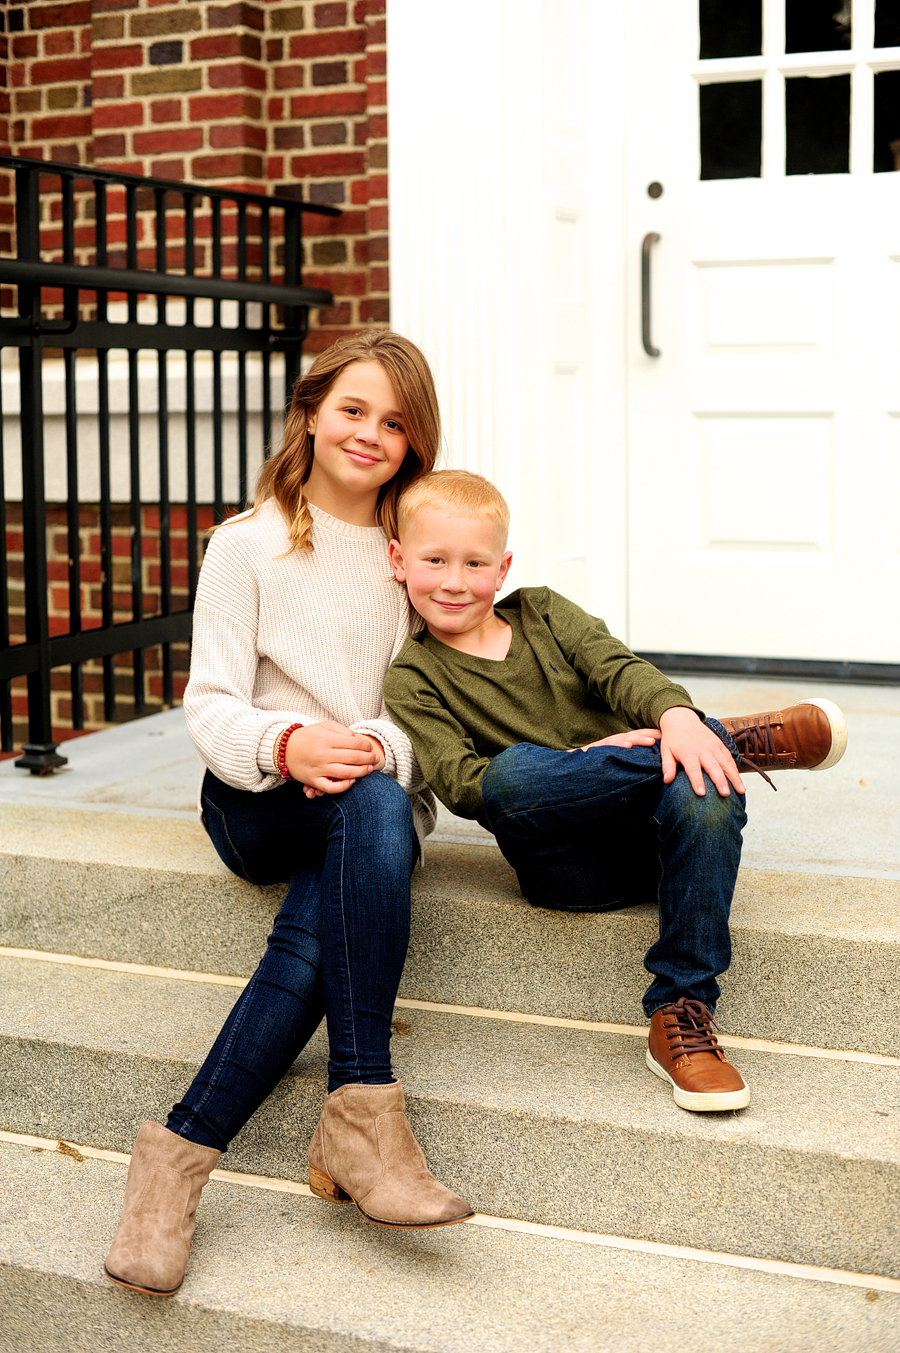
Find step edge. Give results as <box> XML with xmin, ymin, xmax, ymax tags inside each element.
<box><xmin>3</xmin><ymin>946</ymin><xmax>899</xmax><ymax>1069</ymax></box>
<box><xmin>2</xmin><ymin>1131</ymin><xmax>898</xmax><ymax>1295</ymax></box>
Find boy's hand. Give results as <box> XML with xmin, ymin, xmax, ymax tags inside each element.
<box><xmin>658</xmin><ymin>706</ymin><xmax>745</xmax><ymax>798</ymax></box>
<box><xmin>569</xmin><ymin>730</ymin><xmax>661</xmax><ymax>752</ymax></box>
<box><xmin>285</xmin><ymin>721</ymin><xmax>381</xmax><ymax>798</ymax></box>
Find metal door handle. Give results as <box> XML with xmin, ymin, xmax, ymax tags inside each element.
<box><xmin>641</xmin><ymin>232</ymin><xmax>661</xmax><ymax>357</ymax></box>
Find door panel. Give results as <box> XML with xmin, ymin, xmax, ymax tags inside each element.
<box><xmin>626</xmin><ymin>0</ymin><xmax>900</xmax><ymax>663</ymax></box>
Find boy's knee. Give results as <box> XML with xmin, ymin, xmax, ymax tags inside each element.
<box><xmin>482</xmin><ymin>747</ymin><xmax>519</xmax><ymax>804</ymax></box>
<box><xmin>482</xmin><ymin>744</ymin><xmax>538</xmax><ymax>818</ymax></box>
<box><xmin>666</xmin><ymin>772</ymin><xmax>746</xmax><ymax>833</ymax></box>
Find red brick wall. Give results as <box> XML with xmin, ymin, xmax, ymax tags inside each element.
<box><xmin>1</xmin><ymin>2</ymin><xmax>392</xmax><ymax>750</ymax></box>
<box><xmin>1</xmin><ymin>0</ymin><xmax>390</xmax><ymax>342</ymax></box>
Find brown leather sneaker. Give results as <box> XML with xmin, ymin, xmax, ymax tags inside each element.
<box><xmin>647</xmin><ymin>999</ymin><xmax>750</xmax><ymax>1112</ymax></box>
<box><xmin>721</xmin><ymin>698</ymin><xmax>847</xmax><ymax>780</ymax></box>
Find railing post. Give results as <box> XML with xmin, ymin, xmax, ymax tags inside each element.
<box><xmin>282</xmin><ymin>202</ymin><xmax>303</xmax><ymax>401</ymax></box>
<box><xmin>14</xmin><ymin>166</ymin><xmax>67</xmax><ymax>772</ymax></box>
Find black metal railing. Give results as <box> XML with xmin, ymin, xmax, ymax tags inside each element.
<box><xmin>0</xmin><ymin>155</ymin><xmax>338</xmax><ymax>772</ymax></box>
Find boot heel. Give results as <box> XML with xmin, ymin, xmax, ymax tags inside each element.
<box><xmin>308</xmin><ymin>1162</ymin><xmax>351</xmax><ymax>1203</ymax></box>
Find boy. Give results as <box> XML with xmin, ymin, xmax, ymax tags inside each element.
<box><xmin>384</xmin><ymin>470</ymin><xmax>847</xmax><ymax>1113</ymax></box>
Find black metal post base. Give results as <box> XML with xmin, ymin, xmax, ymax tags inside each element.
<box><xmin>14</xmin><ymin>742</ymin><xmax>68</xmax><ymax>775</ymax></box>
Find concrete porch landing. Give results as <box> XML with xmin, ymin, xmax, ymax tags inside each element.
<box><xmin>2</xmin><ymin>673</ymin><xmax>897</xmax><ymax>880</ymax></box>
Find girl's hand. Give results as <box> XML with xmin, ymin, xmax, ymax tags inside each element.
<box><xmin>285</xmin><ymin>721</ymin><xmax>381</xmax><ymax>797</ymax></box>
<box><xmin>299</xmin><ymin>735</ymin><xmax>387</xmax><ymax>798</ymax></box>
<box><xmin>568</xmin><ymin>730</ymin><xmax>661</xmax><ymax>752</ymax></box>
<box><xmin>658</xmin><ymin>706</ymin><xmax>745</xmax><ymax>798</ymax></box>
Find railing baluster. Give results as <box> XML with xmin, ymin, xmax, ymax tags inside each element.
<box><xmin>283</xmin><ymin>201</ymin><xmax>302</xmax><ymax>404</ymax></box>
<box><xmin>63</xmin><ymin>346</ymin><xmax>83</xmax><ymax>729</ymax></box>
<box><xmin>94</xmin><ymin>179</ymin><xmax>115</xmax><ymax>723</ymax></box>
<box><xmin>237</xmin><ymin>199</ymin><xmax>248</xmax><ymax>508</ymax></box>
<box><xmin>125</xmin><ymin>183</ymin><xmax>145</xmax><ymax>716</ymax></box>
<box><xmin>0</xmin><ymin>343</ymin><xmax>11</xmax><ymax>752</ymax></box>
<box><xmin>15</xmin><ymin>165</ymin><xmax>66</xmax><ymax>771</ymax></box>
<box><xmin>183</xmin><ymin>191</ymin><xmax>198</xmax><ymax>604</ymax></box>
<box><xmin>261</xmin><ymin>204</ymin><xmax>272</xmax><ymax>463</ymax></box>
<box><xmin>211</xmin><ymin>196</ymin><xmax>224</xmax><ymax>522</ymax></box>
<box><xmin>62</xmin><ymin>173</ymin><xmax>83</xmax><ymax>729</ymax></box>
<box><xmin>155</xmin><ymin>187</ymin><xmax>172</xmax><ymax>706</ymax></box>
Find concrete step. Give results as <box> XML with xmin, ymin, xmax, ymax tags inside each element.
<box><xmin>2</xmin><ymin>801</ymin><xmax>898</xmax><ymax>1054</ymax></box>
<box><xmin>1</xmin><ymin>953</ymin><xmax>898</xmax><ymax>1278</ymax></box>
<box><xmin>3</xmin><ymin>1139</ymin><xmax>899</xmax><ymax>1353</ymax></box>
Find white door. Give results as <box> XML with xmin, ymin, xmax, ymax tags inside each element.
<box><xmin>625</xmin><ymin>0</ymin><xmax>900</xmax><ymax>664</ymax></box>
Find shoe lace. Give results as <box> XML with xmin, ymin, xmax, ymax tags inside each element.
<box><xmin>664</xmin><ymin>998</ymin><xmax>724</xmax><ymax>1058</ymax></box>
<box><xmin>727</xmin><ymin>716</ymin><xmax>778</xmax><ymax>791</ymax></box>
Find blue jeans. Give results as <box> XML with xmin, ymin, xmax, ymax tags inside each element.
<box><xmin>479</xmin><ymin>719</ymin><xmax>747</xmax><ymax>1016</ymax></box>
<box><xmin>166</xmin><ymin>768</ymin><xmax>418</xmax><ymax>1152</ymax></box>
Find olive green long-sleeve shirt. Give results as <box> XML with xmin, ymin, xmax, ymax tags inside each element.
<box><xmin>382</xmin><ymin>587</ymin><xmax>700</xmax><ymax>821</ymax></box>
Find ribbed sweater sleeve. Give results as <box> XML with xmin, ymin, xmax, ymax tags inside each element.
<box><xmin>351</xmin><ymin>713</ymin><xmax>427</xmax><ymax>793</ymax></box>
<box><xmin>185</xmin><ymin>598</ymin><xmax>317</xmax><ymax>791</ymax></box>
<box><xmin>183</xmin><ymin>499</ymin><xmax>428</xmax><ymax>801</ymax></box>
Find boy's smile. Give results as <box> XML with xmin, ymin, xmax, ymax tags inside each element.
<box><xmin>390</xmin><ymin>508</ymin><xmax>513</xmax><ymax>656</ymax></box>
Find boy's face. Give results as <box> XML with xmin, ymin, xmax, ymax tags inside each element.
<box><xmin>389</xmin><ymin>508</ymin><xmax>512</xmax><ymax>642</ymax></box>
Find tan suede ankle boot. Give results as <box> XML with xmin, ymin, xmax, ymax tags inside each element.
<box><xmin>104</xmin><ymin>1121</ymin><xmax>220</xmax><ymax>1296</ymax></box>
<box><xmin>308</xmin><ymin>1081</ymin><xmax>473</xmax><ymax>1228</ymax></box>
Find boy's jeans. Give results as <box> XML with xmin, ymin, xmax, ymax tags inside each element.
<box><xmin>479</xmin><ymin>718</ymin><xmax>746</xmax><ymax>1016</ymax></box>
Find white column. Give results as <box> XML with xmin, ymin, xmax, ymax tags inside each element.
<box><xmin>388</xmin><ymin>0</ymin><xmax>629</xmax><ymax>630</ymax></box>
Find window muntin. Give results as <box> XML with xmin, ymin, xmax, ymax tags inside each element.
<box><xmin>695</xmin><ymin>1</ymin><xmax>900</xmax><ymax>178</ymax></box>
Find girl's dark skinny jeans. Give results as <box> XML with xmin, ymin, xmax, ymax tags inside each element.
<box><xmin>166</xmin><ymin>768</ymin><xmax>417</xmax><ymax>1153</ymax></box>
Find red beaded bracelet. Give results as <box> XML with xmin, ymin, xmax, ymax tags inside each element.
<box><xmin>276</xmin><ymin>723</ymin><xmax>303</xmax><ymax>780</ymax></box>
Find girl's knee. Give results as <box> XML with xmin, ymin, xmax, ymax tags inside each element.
<box><xmin>360</xmin><ymin>769</ymin><xmax>412</xmax><ymax>817</ymax></box>
<box><xmin>340</xmin><ymin>773</ymin><xmax>416</xmax><ymax>855</ymax></box>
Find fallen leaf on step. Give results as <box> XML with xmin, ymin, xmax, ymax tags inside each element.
<box><xmin>57</xmin><ymin>1140</ymin><xmax>84</xmax><ymax>1162</ymax></box>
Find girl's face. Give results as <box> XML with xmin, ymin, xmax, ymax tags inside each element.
<box><xmin>304</xmin><ymin>360</ymin><xmax>410</xmax><ymax>524</ymax></box>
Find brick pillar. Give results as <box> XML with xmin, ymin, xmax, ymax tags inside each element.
<box><xmin>361</xmin><ymin>0</ymin><xmax>387</xmax><ymax>325</ymax></box>
<box><xmin>1</xmin><ymin>1</ymin><xmax>392</xmax><ymax>337</ymax></box>
<box><xmin>89</xmin><ymin>2</ymin><xmax>267</xmax><ymax>189</ymax></box>
<box><xmin>5</xmin><ymin>2</ymin><xmax>94</xmax><ymax>165</ymax></box>
<box><xmin>84</xmin><ymin>0</ymin><xmax>390</xmax><ymax>339</ymax></box>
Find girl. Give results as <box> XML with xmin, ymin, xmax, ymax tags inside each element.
<box><xmin>104</xmin><ymin>330</ymin><xmax>472</xmax><ymax>1298</ymax></box>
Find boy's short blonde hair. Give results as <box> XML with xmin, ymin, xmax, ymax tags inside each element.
<box><xmin>397</xmin><ymin>469</ymin><xmax>510</xmax><ymax>543</ymax></box>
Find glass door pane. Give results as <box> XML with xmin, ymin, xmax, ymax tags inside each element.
<box><xmin>785</xmin><ymin>1</ymin><xmax>852</xmax><ymax>53</ymax></box>
<box><xmin>785</xmin><ymin>74</ymin><xmax>851</xmax><ymax>174</ymax></box>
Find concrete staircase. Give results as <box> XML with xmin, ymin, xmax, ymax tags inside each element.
<box><xmin>1</xmin><ymin>675</ymin><xmax>899</xmax><ymax>1351</ymax></box>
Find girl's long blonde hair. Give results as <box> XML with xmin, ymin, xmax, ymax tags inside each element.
<box><xmin>253</xmin><ymin>329</ymin><xmax>441</xmax><ymax>551</ymax></box>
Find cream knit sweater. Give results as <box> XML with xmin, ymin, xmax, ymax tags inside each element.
<box><xmin>183</xmin><ymin>497</ymin><xmax>436</xmax><ymax>843</ymax></box>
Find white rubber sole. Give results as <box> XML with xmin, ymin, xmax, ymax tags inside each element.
<box><xmin>799</xmin><ymin>697</ymin><xmax>848</xmax><ymax>771</ymax></box>
<box><xmin>646</xmin><ymin>1049</ymin><xmax>751</xmax><ymax>1112</ymax></box>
